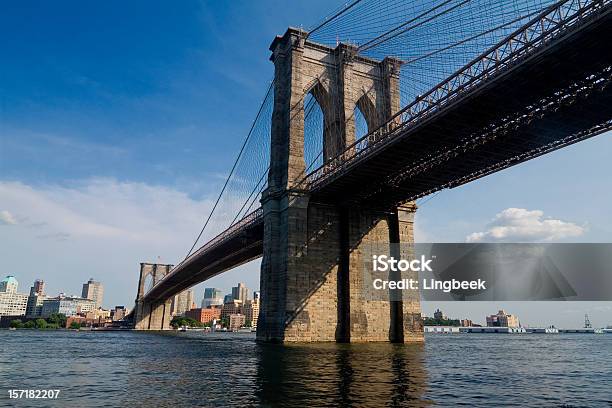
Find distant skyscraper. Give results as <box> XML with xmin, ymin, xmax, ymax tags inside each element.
<box><xmin>231</xmin><ymin>283</ymin><xmax>249</xmax><ymax>303</ymax></box>
<box><xmin>81</xmin><ymin>278</ymin><xmax>104</xmax><ymax>308</ymax></box>
<box><xmin>30</xmin><ymin>279</ymin><xmax>45</xmax><ymax>296</ymax></box>
<box><xmin>253</xmin><ymin>291</ymin><xmax>260</xmax><ymax>301</ymax></box>
<box><xmin>201</xmin><ymin>288</ymin><xmax>223</xmax><ymax>308</ymax></box>
<box><xmin>0</xmin><ymin>276</ymin><xmax>18</xmax><ymax>293</ymax></box>
<box><xmin>223</xmin><ymin>294</ymin><xmax>233</xmax><ymax>304</ymax></box>
<box><xmin>243</xmin><ymin>297</ymin><xmax>260</xmax><ymax>328</ymax></box>
<box><xmin>433</xmin><ymin>309</ymin><xmax>445</xmax><ymax>320</ymax></box>
<box><xmin>171</xmin><ymin>289</ymin><xmax>195</xmax><ymax>316</ymax></box>
<box><xmin>26</xmin><ymin>279</ymin><xmax>47</xmax><ymax>318</ymax></box>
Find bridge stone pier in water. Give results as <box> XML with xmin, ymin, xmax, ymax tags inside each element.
<box><xmin>134</xmin><ymin>263</ymin><xmax>173</xmax><ymax>330</ymax></box>
<box><xmin>257</xmin><ymin>28</ymin><xmax>423</xmax><ymax>343</ymax></box>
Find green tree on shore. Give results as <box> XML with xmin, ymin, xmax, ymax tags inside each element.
<box><xmin>34</xmin><ymin>319</ymin><xmax>47</xmax><ymax>329</ymax></box>
<box><xmin>10</xmin><ymin>319</ymin><xmax>23</xmax><ymax>329</ymax></box>
<box><xmin>46</xmin><ymin>313</ymin><xmax>67</xmax><ymax>328</ymax></box>
<box><xmin>423</xmin><ymin>317</ymin><xmax>461</xmax><ymax>326</ymax></box>
<box><xmin>170</xmin><ymin>316</ymin><xmax>203</xmax><ymax>328</ymax></box>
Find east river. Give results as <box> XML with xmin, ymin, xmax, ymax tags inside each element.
<box><xmin>1</xmin><ymin>330</ymin><xmax>611</xmax><ymax>407</ymax></box>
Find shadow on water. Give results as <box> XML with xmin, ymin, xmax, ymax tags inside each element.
<box><xmin>255</xmin><ymin>341</ymin><xmax>431</xmax><ymax>407</ymax></box>
<box><xmin>113</xmin><ymin>332</ymin><xmax>430</xmax><ymax>407</ymax></box>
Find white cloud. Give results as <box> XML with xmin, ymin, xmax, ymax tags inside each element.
<box><xmin>0</xmin><ymin>210</ymin><xmax>18</xmax><ymax>225</ymax></box>
<box><xmin>466</xmin><ymin>208</ymin><xmax>585</xmax><ymax>243</ymax></box>
<box><xmin>0</xmin><ymin>179</ymin><xmax>260</xmax><ymax>306</ymax></box>
<box><xmin>0</xmin><ymin>179</ymin><xmax>243</xmax><ymax>243</ymax></box>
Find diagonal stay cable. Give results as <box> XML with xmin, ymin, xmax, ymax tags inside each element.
<box><xmin>227</xmin><ymin>166</ymin><xmax>269</xmax><ymax>228</ymax></box>
<box><xmin>183</xmin><ymin>81</ymin><xmax>274</xmax><ymax>261</ymax></box>
<box><xmin>227</xmin><ymin>89</ymin><xmax>322</xmax><ymax>228</ymax></box>
<box><xmin>403</xmin><ymin>10</ymin><xmax>540</xmax><ymax>65</ymax></box>
<box><xmin>359</xmin><ymin>0</ymin><xmax>471</xmax><ymax>52</ymax></box>
<box><xmin>307</xmin><ymin>0</ymin><xmax>364</xmax><ymax>39</ymax></box>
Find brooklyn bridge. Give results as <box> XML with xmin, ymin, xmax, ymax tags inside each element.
<box><xmin>130</xmin><ymin>0</ymin><xmax>611</xmax><ymax>342</ymax></box>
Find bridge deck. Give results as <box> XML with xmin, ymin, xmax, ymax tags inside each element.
<box><xmin>308</xmin><ymin>0</ymin><xmax>611</xmax><ymax>206</ymax></box>
<box><xmin>143</xmin><ymin>209</ymin><xmax>263</xmax><ymax>302</ymax></box>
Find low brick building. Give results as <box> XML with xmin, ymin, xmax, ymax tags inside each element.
<box><xmin>228</xmin><ymin>314</ymin><xmax>245</xmax><ymax>331</ymax></box>
<box><xmin>185</xmin><ymin>306</ymin><xmax>221</xmax><ymax>324</ymax></box>
<box><xmin>221</xmin><ymin>300</ymin><xmax>242</xmax><ymax>321</ymax></box>
<box><xmin>242</xmin><ymin>298</ymin><xmax>260</xmax><ymax>328</ymax></box>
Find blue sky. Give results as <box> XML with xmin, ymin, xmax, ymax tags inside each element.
<box><xmin>1</xmin><ymin>1</ymin><xmax>335</xmax><ymax>194</ymax></box>
<box><xmin>1</xmin><ymin>1</ymin><xmax>611</xmax><ymax>327</ymax></box>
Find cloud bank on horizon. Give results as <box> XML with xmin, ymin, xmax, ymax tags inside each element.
<box><xmin>0</xmin><ymin>210</ymin><xmax>18</xmax><ymax>225</ymax></box>
<box><xmin>466</xmin><ymin>207</ymin><xmax>585</xmax><ymax>243</ymax></box>
<box><xmin>0</xmin><ymin>178</ymin><xmax>262</xmax><ymax>305</ymax></box>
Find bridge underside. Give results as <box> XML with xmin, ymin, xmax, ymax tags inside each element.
<box><xmin>310</xmin><ymin>9</ymin><xmax>611</xmax><ymax>207</ymax></box>
<box><xmin>142</xmin><ymin>220</ymin><xmax>263</xmax><ymax>305</ymax></box>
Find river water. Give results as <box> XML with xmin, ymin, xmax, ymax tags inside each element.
<box><xmin>1</xmin><ymin>330</ymin><xmax>611</xmax><ymax>407</ymax></box>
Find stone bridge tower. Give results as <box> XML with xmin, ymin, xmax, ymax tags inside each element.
<box><xmin>257</xmin><ymin>28</ymin><xmax>423</xmax><ymax>343</ymax></box>
<box><xmin>134</xmin><ymin>263</ymin><xmax>173</xmax><ymax>330</ymax></box>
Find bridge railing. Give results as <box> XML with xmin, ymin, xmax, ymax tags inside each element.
<box><xmin>304</xmin><ymin>0</ymin><xmax>609</xmax><ymax>190</ymax></box>
<box><xmin>144</xmin><ymin>207</ymin><xmax>264</xmax><ymax>296</ymax></box>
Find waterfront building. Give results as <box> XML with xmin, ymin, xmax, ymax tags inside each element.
<box><xmin>221</xmin><ymin>300</ymin><xmax>242</xmax><ymax>321</ymax></box>
<box><xmin>31</xmin><ymin>279</ymin><xmax>45</xmax><ymax>295</ymax></box>
<box><xmin>433</xmin><ymin>308</ymin><xmax>446</xmax><ymax>320</ymax></box>
<box><xmin>85</xmin><ymin>308</ymin><xmax>110</xmax><ymax>320</ymax></box>
<box><xmin>81</xmin><ymin>278</ymin><xmax>104</xmax><ymax>308</ymax></box>
<box><xmin>231</xmin><ymin>282</ymin><xmax>249</xmax><ymax>303</ymax></box>
<box><xmin>201</xmin><ymin>288</ymin><xmax>223</xmax><ymax>308</ymax></box>
<box><xmin>0</xmin><ymin>276</ymin><xmax>19</xmax><ymax>293</ymax></box>
<box><xmin>41</xmin><ymin>296</ymin><xmax>95</xmax><ymax>317</ymax></box>
<box><xmin>0</xmin><ymin>292</ymin><xmax>28</xmax><ymax>316</ymax></box>
<box><xmin>0</xmin><ymin>276</ymin><xmax>28</xmax><ymax>316</ymax></box>
<box><xmin>185</xmin><ymin>306</ymin><xmax>221</xmax><ymax>324</ymax></box>
<box><xmin>460</xmin><ymin>319</ymin><xmax>474</xmax><ymax>327</ymax></box>
<box><xmin>111</xmin><ymin>306</ymin><xmax>129</xmax><ymax>321</ymax></box>
<box><xmin>26</xmin><ymin>279</ymin><xmax>47</xmax><ymax>318</ymax></box>
<box><xmin>242</xmin><ymin>298</ymin><xmax>260</xmax><ymax>327</ymax></box>
<box><xmin>66</xmin><ymin>315</ymin><xmax>112</xmax><ymax>329</ymax></box>
<box><xmin>228</xmin><ymin>314</ymin><xmax>246</xmax><ymax>331</ymax></box>
<box><xmin>75</xmin><ymin>297</ymin><xmax>96</xmax><ymax>314</ymax></box>
<box><xmin>25</xmin><ymin>293</ymin><xmax>46</xmax><ymax>318</ymax></box>
<box><xmin>171</xmin><ymin>289</ymin><xmax>195</xmax><ymax>316</ymax></box>
<box><xmin>486</xmin><ymin>310</ymin><xmax>520</xmax><ymax>328</ymax></box>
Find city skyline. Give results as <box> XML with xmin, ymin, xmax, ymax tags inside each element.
<box><xmin>2</xmin><ymin>272</ymin><xmax>608</xmax><ymax>329</ymax></box>
<box><xmin>0</xmin><ymin>274</ymin><xmax>107</xmax><ymax>309</ymax></box>
<box><xmin>1</xmin><ymin>1</ymin><xmax>610</xmax><ymax>327</ymax></box>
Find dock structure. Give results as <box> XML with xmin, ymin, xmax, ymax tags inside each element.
<box><xmin>459</xmin><ymin>327</ymin><xmax>526</xmax><ymax>334</ymax></box>
<box><xmin>526</xmin><ymin>328</ymin><xmax>559</xmax><ymax>334</ymax></box>
<box><xmin>424</xmin><ymin>326</ymin><xmax>460</xmax><ymax>334</ymax></box>
<box><xmin>559</xmin><ymin>328</ymin><xmax>604</xmax><ymax>334</ymax></box>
